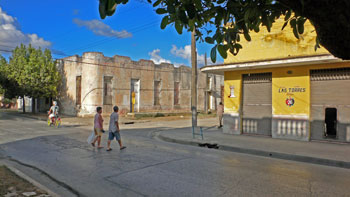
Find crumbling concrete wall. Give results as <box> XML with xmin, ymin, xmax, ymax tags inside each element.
<box><xmin>59</xmin><ymin>52</ymin><xmax>224</xmax><ymax>116</ymax></box>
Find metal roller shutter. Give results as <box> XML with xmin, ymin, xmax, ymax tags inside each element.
<box><xmin>242</xmin><ymin>73</ymin><xmax>272</xmax><ymax>135</ymax></box>
<box><xmin>310</xmin><ymin>67</ymin><xmax>350</xmax><ymax>141</ymax></box>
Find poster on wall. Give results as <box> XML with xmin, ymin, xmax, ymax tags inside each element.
<box><xmin>278</xmin><ymin>86</ymin><xmax>306</xmax><ymax>108</ymax></box>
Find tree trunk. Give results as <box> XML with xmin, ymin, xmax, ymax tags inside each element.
<box><xmin>22</xmin><ymin>96</ymin><xmax>25</xmax><ymax>113</ymax></box>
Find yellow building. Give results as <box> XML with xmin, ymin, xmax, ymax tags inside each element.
<box><xmin>201</xmin><ymin>19</ymin><xmax>350</xmax><ymax>142</ymax></box>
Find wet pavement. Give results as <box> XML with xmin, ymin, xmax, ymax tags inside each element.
<box><xmin>1</xmin><ymin>112</ymin><xmax>350</xmax><ymax>196</ymax></box>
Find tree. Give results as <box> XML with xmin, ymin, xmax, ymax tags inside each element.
<box><xmin>6</xmin><ymin>44</ymin><xmax>61</xmax><ymax>113</ymax></box>
<box><xmin>0</xmin><ymin>55</ymin><xmax>19</xmax><ymax>99</ymax></box>
<box><xmin>98</xmin><ymin>0</ymin><xmax>350</xmax><ymax>62</ymax></box>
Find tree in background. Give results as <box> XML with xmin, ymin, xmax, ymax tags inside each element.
<box><xmin>0</xmin><ymin>55</ymin><xmax>19</xmax><ymax>100</ymax></box>
<box><xmin>99</xmin><ymin>0</ymin><xmax>350</xmax><ymax>62</ymax></box>
<box><xmin>6</xmin><ymin>44</ymin><xmax>61</xmax><ymax>113</ymax></box>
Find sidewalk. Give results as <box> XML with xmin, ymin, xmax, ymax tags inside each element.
<box><xmin>2</xmin><ymin>111</ymin><xmax>151</xmax><ymax>126</ymax></box>
<box><xmin>158</xmin><ymin>127</ymin><xmax>350</xmax><ymax>169</ymax></box>
<box><xmin>3</xmin><ymin>110</ymin><xmax>216</xmax><ymax>126</ymax></box>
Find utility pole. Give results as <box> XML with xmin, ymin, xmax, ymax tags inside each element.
<box><xmin>191</xmin><ymin>30</ymin><xmax>197</xmax><ymax>128</ymax></box>
<box><xmin>204</xmin><ymin>53</ymin><xmax>208</xmax><ymax>114</ymax></box>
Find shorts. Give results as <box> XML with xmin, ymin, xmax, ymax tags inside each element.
<box><xmin>218</xmin><ymin>114</ymin><xmax>223</xmax><ymax>120</ymax></box>
<box><xmin>49</xmin><ymin>114</ymin><xmax>55</xmax><ymax>118</ymax></box>
<box><xmin>94</xmin><ymin>128</ymin><xmax>103</xmax><ymax>137</ymax></box>
<box><xmin>108</xmin><ymin>131</ymin><xmax>121</xmax><ymax>141</ymax></box>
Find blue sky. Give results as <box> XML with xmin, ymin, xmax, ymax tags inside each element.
<box><xmin>0</xmin><ymin>0</ymin><xmax>221</xmax><ymax>66</ymax></box>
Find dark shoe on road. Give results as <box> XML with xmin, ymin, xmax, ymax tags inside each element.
<box><xmin>106</xmin><ymin>148</ymin><xmax>112</xmax><ymax>151</ymax></box>
<box><xmin>120</xmin><ymin>146</ymin><xmax>126</xmax><ymax>150</ymax></box>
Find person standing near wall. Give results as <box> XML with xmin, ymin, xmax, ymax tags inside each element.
<box><xmin>217</xmin><ymin>102</ymin><xmax>224</xmax><ymax>128</ymax></box>
<box><xmin>106</xmin><ymin>106</ymin><xmax>126</xmax><ymax>151</ymax></box>
<box><xmin>92</xmin><ymin>106</ymin><xmax>104</xmax><ymax>148</ymax></box>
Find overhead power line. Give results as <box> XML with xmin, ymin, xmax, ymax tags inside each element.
<box><xmin>0</xmin><ymin>48</ymin><xmax>192</xmax><ymax>74</ymax></box>
<box><xmin>65</xmin><ymin>19</ymin><xmax>159</xmax><ymax>54</ymax></box>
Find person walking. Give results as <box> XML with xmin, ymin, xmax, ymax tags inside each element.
<box><xmin>217</xmin><ymin>102</ymin><xmax>224</xmax><ymax>128</ymax></box>
<box><xmin>92</xmin><ymin>106</ymin><xmax>104</xmax><ymax>148</ymax></box>
<box><xmin>106</xmin><ymin>106</ymin><xmax>126</xmax><ymax>151</ymax></box>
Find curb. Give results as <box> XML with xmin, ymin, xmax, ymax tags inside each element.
<box><xmin>3</xmin><ymin>164</ymin><xmax>60</xmax><ymax>197</ymax></box>
<box><xmin>158</xmin><ymin>132</ymin><xmax>350</xmax><ymax>169</ymax></box>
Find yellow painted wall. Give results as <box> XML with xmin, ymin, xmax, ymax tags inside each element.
<box><xmin>223</xmin><ymin>62</ymin><xmax>350</xmax><ymax>117</ymax></box>
<box><xmin>272</xmin><ymin>67</ymin><xmax>310</xmax><ymax>117</ymax></box>
<box><xmin>225</xmin><ymin>17</ymin><xmax>329</xmax><ymax>63</ymax></box>
<box><xmin>224</xmin><ymin>72</ymin><xmax>241</xmax><ymax>113</ymax></box>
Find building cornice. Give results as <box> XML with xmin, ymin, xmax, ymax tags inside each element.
<box><xmin>201</xmin><ymin>54</ymin><xmax>345</xmax><ymax>74</ymax></box>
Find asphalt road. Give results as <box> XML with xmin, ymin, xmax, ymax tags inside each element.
<box><xmin>1</xmin><ymin>112</ymin><xmax>350</xmax><ymax>197</ymax></box>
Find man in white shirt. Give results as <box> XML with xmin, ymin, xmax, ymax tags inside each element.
<box><xmin>106</xmin><ymin>106</ymin><xmax>126</xmax><ymax>151</ymax></box>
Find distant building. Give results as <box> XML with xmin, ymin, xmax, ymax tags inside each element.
<box><xmin>57</xmin><ymin>52</ymin><xmax>223</xmax><ymax>116</ymax></box>
<box><xmin>201</xmin><ymin>18</ymin><xmax>350</xmax><ymax>142</ymax></box>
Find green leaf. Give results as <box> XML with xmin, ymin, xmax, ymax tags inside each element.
<box><xmin>297</xmin><ymin>18</ymin><xmax>306</xmax><ymax>34</ymax></box>
<box><xmin>193</xmin><ymin>0</ymin><xmax>202</xmax><ymax>10</ymax></box>
<box><xmin>314</xmin><ymin>36</ymin><xmax>321</xmax><ymax>51</ymax></box>
<box><xmin>253</xmin><ymin>24</ymin><xmax>259</xmax><ymax>32</ymax></box>
<box><xmin>106</xmin><ymin>5</ymin><xmax>117</xmax><ymax>16</ymax></box>
<box><xmin>290</xmin><ymin>18</ymin><xmax>297</xmax><ymax>28</ymax></box>
<box><xmin>285</xmin><ymin>10</ymin><xmax>291</xmax><ymax>21</ymax></box>
<box><xmin>99</xmin><ymin>0</ymin><xmax>107</xmax><ymax>19</ymax></box>
<box><xmin>205</xmin><ymin>37</ymin><xmax>214</xmax><ymax>44</ymax></box>
<box><xmin>210</xmin><ymin>46</ymin><xmax>217</xmax><ymax>63</ymax></box>
<box><xmin>185</xmin><ymin>4</ymin><xmax>196</xmax><ymax>19</ymax></box>
<box><xmin>107</xmin><ymin>0</ymin><xmax>116</xmax><ymax>11</ymax></box>
<box><xmin>218</xmin><ymin>44</ymin><xmax>228</xmax><ymax>59</ymax></box>
<box><xmin>266</xmin><ymin>17</ymin><xmax>272</xmax><ymax>32</ymax></box>
<box><xmin>167</xmin><ymin>4</ymin><xmax>175</xmax><ymax>14</ymax></box>
<box><xmin>281</xmin><ymin>20</ymin><xmax>288</xmax><ymax>30</ymax></box>
<box><xmin>243</xmin><ymin>32</ymin><xmax>251</xmax><ymax>41</ymax></box>
<box><xmin>232</xmin><ymin>43</ymin><xmax>242</xmax><ymax>55</ymax></box>
<box><xmin>293</xmin><ymin>26</ymin><xmax>299</xmax><ymax>39</ymax></box>
<box><xmin>244</xmin><ymin>9</ymin><xmax>250</xmax><ymax>23</ymax></box>
<box><xmin>160</xmin><ymin>16</ymin><xmax>169</xmax><ymax>29</ymax></box>
<box><xmin>179</xmin><ymin>10</ymin><xmax>188</xmax><ymax>24</ymax></box>
<box><xmin>175</xmin><ymin>20</ymin><xmax>183</xmax><ymax>34</ymax></box>
<box><xmin>156</xmin><ymin>8</ymin><xmax>167</xmax><ymax>14</ymax></box>
<box><xmin>236</xmin><ymin>33</ymin><xmax>240</xmax><ymax>42</ymax></box>
<box><xmin>153</xmin><ymin>0</ymin><xmax>161</xmax><ymax>7</ymax></box>
<box><xmin>214</xmin><ymin>32</ymin><xmax>223</xmax><ymax>44</ymax></box>
<box><xmin>290</xmin><ymin>18</ymin><xmax>299</xmax><ymax>39</ymax></box>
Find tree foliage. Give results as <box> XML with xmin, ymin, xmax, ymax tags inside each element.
<box><xmin>0</xmin><ymin>55</ymin><xmax>18</xmax><ymax>99</ymax></box>
<box><xmin>99</xmin><ymin>0</ymin><xmax>350</xmax><ymax>62</ymax></box>
<box><xmin>6</xmin><ymin>44</ymin><xmax>61</xmax><ymax>99</ymax></box>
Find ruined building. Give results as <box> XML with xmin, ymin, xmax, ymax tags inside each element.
<box><xmin>58</xmin><ymin>52</ymin><xmax>223</xmax><ymax>116</ymax></box>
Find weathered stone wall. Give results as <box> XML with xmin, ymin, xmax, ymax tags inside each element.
<box><xmin>59</xmin><ymin>52</ymin><xmax>223</xmax><ymax>116</ymax></box>
<box><xmin>57</xmin><ymin>56</ymin><xmax>80</xmax><ymax>115</ymax></box>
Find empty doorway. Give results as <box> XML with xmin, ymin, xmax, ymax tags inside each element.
<box><xmin>130</xmin><ymin>79</ymin><xmax>140</xmax><ymax>112</ymax></box>
<box><xmin>325</xmin><ymin>108</ymin><xmax>337</xmax><ymax>138</ymax></box>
